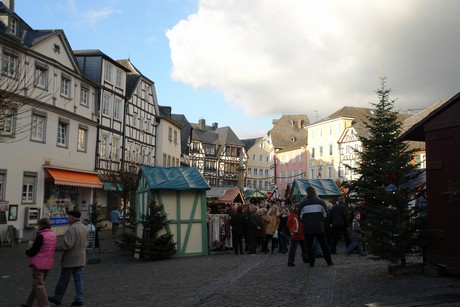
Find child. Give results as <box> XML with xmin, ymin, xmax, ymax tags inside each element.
<box><xmin>346</xmin><ymin>211</ymin><xmax>366</xmax><ymax>256</ymax></box>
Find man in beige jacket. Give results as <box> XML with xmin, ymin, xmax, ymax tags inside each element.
<box><xmin>48</xmin><ymin>210</ymin><xmax>88</xmax><ymax>306</ymax></box>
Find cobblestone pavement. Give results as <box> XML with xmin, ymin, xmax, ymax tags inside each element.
<box><xmin>1</xmin><ymin>230</ymin><xmax>460</xmax><ymax>307</ymax></box>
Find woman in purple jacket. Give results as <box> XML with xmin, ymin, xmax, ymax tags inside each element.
<box><xmin>22</xmin><ymin>218</ymin><xmax>57</xmax><ymax>307</ymax></box>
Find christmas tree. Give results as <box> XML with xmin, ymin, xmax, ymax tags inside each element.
<box><xmin>350</xmin><ymin>77</ymin><xmax>422</xmax><ymax>266</ymax></box>
<box><xmin>138</xmin><ymin>201</ymin><xmax>177</xmax><ymax>260</ymax></box>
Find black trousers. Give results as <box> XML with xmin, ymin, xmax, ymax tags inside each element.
<box><xmin>305</xmin><ymin>233</ymin><xmax>332</xmax><ymax>265</ymax></box>
<box><xmin>331</xmin><ymin>226</ymin><xmax>351</xmax><ymax>253</ymax></box>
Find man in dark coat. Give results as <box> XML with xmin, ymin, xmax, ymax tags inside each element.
<box><xmin>299</xmin><ymin>186</ymin><xmax>334</xmax><ymax>267</ymax></box>
<box><xmin>330</xmin><ymin>196</ymin><xmax>351</xmax><ymax>254</ymax></box>
<box><xmin>229</xmin><ymin>205</ymin><xmax>247</xmax><ymax>255</ymax></box>
<box><xmin>246</xmin><ymin>205</ymin><xmax>258</xmax><ymax>254</ymax></box>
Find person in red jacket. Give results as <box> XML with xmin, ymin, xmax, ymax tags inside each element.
<box><xmin>286</xmin><ymin>203</ymin><xmax>308</xmax><ymax>266</ymax></box>
<box><xmin>22</xmin><ymin>218</ymin><xmax>57</xmax><ymax>307</ymax></box>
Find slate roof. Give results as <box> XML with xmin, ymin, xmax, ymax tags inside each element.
<box><xmin>241</xmin><ymin>138</ymin><xmax>259</xmax><ymax>151</ymax></box>
<box><xmin>400</xmin><ymin>98</ymin><xmax>450</xmax><ymax>141</ymax></box>
<box><xmin>190</xmin><ymin>121</ymin><xmax>243</xmax><ymax>147</ymax></box>
<box><xmin>116</xmin><ymin>59</ymin><xmax>141</xmax><ymax>97</ymax></box>
<box><xmin>171</xmin><ymin>114</ymin><xmax>192</xmax><ymax>155</ymax></box>
<box><xmin>139</xmin><ymin>166</ymin><xmax>210</xmax><ymax>190</ymax></box>
<box><xmin>269</xmin><ymin>114</ymin><xmax>309</xmax><ymax>150</ymax></box>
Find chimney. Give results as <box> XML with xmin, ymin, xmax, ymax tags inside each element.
<box><xmin>212</xmin><ymin>122</ymin><xmax>218</xmax><ymax>129</ymax></box>
<box><xmin>298</xmin><ymin>119</ymin><xmax>302</xmax><ymax>129</ymax></box>
<box><xmin>198</xmin><ymin>118</ymin><xmax>206</xmax><ymax>130</ymax></box>
<box><xmin>3</xmin><ymin>0</ymin><xmax>15</xmax><ymax>11</ymax></box>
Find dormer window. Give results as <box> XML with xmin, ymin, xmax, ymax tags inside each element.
<box><xmin>9</xmin><ymin>18</ymin><xmax>17</xmax><ymax>36</ymax></box>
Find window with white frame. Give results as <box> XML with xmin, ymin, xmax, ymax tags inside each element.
<box><xmin>298</xmin><ymin>169</ymin><xmax>303</xmax><ymax>178</ymax></box>
<box><xmin>31</xmin><ymin>112</ymin><xmax>46</xmax><ymax>142</ymax></box>
<box><xmin>100</xmin><ymin>135</ymin><xmax>108</xmax><ymax>158</ymax></box>
<box><xmin>310</xmin><ymin>168</ymin><xmax>315</xmax><ymax>179</ymax></box>
<box><xmin>60</xmin><ymin>75</ymin><xmax>71</xmax><ymax>98</ymax></box>
<box><xmin>116</xmin><ymin>69</ymin><xmax>122</xmax><ymax>87</ymax></box>
<box><xmin>57</xmin><ymin>120</ymin><xmax>68</xmax><ymax>147</ymax></box>
<box><xmin>111</xmin><ymin>137</ymin><xmax>119</xmax><ymax>159</ymax></box>
<box><xmin>113</xmin><ymin>98</ymin><xmax>121</xmax><ymax>120</ymax></box>
<box><xmin>327</xmin><ymin>166</ymin><xmax>332</xmax><ymax>179</ymax></box>
<box><xmin>104</xmin><ymin>63</ymin><xmax>112</xmax><ymax>82</ymax></box>
<box><xmin>77</xmin><ymin>126</ymin><xmax>87</xmax><ymax>152</ymax></box>
<box><xmin>319</xmin><ymin>146</ymin><xmax>323</xmax><ymax>157</ymax></box>
<box><xmin>279</xmin><ymin>171</ymin><xmax>283</xmax><ymax>182</ymax></box>
<box><xmin>174</xmin><ymin>130</ymin><xmax>178</xmax><ymax>145</ymax></box>
<box><xmin>265</xmin><ymin>169</ymin><xmax>268</xmax><ymax>177</ymax></box>
<box><xmin>311</xmin><ymin>148</ymin><xmax>315</xmax><ymax>159</ymax></box>
<box><xmin>102</xmin><ymin>95</ymin><xmax>110</xmax><ymax>116</ymax></box>
<box><xmin>168</xmin><ymin>127</ymin><xmax>173</xmax><ymax>142</ymax></box>
<box><xmin>248</xmin><ymin>168</ymin><xmax>252</xmax><ymax>175</ymax></box>
<box><xmin>2</xmin><ymin>50</ymin><xmax>18</xmax><ymax>77</ymax></box>
<box><xmin>22</xmin><ymin>173</ymin><xmax>37</xmax><ymax>203</ymax></box>
<box><xmin>0</xmin><ymin>170</ymin><xmax>6</xmax><ymax>200</ymax></box>
<box><xmin>254</xmin><ymin>169</ymin><xmax>258</xmax><ymax>176</ymax></box>
<box><xmin>80</xmin><ymin>86</ymin><xmax>89</xmax><ymax>107</ymax></box>
<box><xmin>299</xmin><ymin>153</ymin><xmax>303</xmax><ymax>162</ymax></box>
<box><xmin>35</xmin><ymin>64</ymin><xmax>48</xmax><ymax>89</ymax></box>
<box><xmin>0</xmin><ymin>107</ymin><xmax>15</xmax><ymax>136</ymax></box>
<box><xmin>259</xmin><ymin>154</ymin><xmax>263</xmax><ymax>161</ymax></box>
<box><xmin>329</xmin><ymin>144</ymin><xmax>333</xmax><ymax>156</ymax></box>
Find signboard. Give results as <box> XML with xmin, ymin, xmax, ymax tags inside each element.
<box><xmin>50</xmin><ymin>217</ymin><xmax>69</xmax><ymax>225</ymax></box>
<box><xmin>86</xmin><ymin>224</ymin><xmax>99</xmax><ymax>250</ymax></box>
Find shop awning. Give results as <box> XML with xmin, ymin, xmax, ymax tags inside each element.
<box><xmin>46</xmin><ymin>168</ymin><xmax>102</xmax><ymax>188</ymax></box>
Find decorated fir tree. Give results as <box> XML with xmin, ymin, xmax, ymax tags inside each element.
<box><xmin>138</xmin><ymin>201</ymin><xmax>177</xmax><ymax>260</ymax></box>
<box><xmin>350</xmin><ymin>77</ymin><xmax>422</xmax><ymax>266</ymax></box>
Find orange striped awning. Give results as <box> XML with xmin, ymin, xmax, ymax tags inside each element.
<box><xmin>46</xmin><ymin>168</ymin><xmax>102</xmax><ymax>189</ymax></box>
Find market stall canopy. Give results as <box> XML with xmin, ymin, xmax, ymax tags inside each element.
<box><xmin>266</xmin><ymin>189</ymin><xmax>282</xmax><ymax>201</ymax></box>
<box><xmin>244</xmin><ymin>189</ymin><xmax>267</xmax><ymax>201</ymax></box>
<box><xmin>290</xmin><ymin>179</ymin><xmax>341</xmax><ymax>200</ymax></box>
<box><xmin>45</xmin><ymin>167</ymin><xmax>102</xmax><ymax>188</ymax></box>
<box><xmin>207</xmin><ymin>187</ymin><xmax>244</xmax><ymax>203</ymax></box>
<box><xmin>140</xmin><ymin>166</ymin><xmax>210</xmax><ymax>190</ymax></box>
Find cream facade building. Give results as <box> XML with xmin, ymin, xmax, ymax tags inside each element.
<box><xmin>306</xmin><ymin>107</ymin><xmax>374</xmax><ymax>181</ymax></box>
<box><xmin>0</xmin><ymin>2</ymin><xmax>100</xmax><ymax>239</ymax></box>
<box><xmin>242</xmin><ymin>137</ymin><xmax>274</xmax><ymax>192</ymax></box>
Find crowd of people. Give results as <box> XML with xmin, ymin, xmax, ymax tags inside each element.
<box><xmin>225</xmin><ymin>186</ymin><xmax>366</xmax><ymax>267</ymax></box>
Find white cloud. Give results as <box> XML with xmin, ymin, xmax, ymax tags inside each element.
<box><xmin>167</xmin><ymin>0</ymin><xmax>460</xmax><ymax>120</ymax></box>
<box><xmin>58</xmin><ymin>0</ymin><xmax>120</xmax><ymax>27</ymax></box>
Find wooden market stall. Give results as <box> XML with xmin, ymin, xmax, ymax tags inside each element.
<box><xmin>136</xmin><ymin>166</ymin><xmax>210</xmax><ymax>257</ymax></box>
<box><xmin>206</xmin><ymin>186</ymin><xmax>244</xmax><ymax>251</ymax></box>
<box><xmin>401</xmin><ymin>95</ymin><xmax>460</xmax><ymax>269</ymax></box>
<box><xmin>289</xmin><ymin>179</ymin><xmax>342</xmax><ymax>204</ymax></box>
<box><xmin>244</xmin><ymin>189</ymin><xmax>267</xmax><ymax>206</ymax></box>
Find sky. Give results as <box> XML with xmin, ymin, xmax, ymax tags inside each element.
<box><xmin>14</xmin><ymin>0</ymin><xmax>460</xmax><ymax>139</ymax></box>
